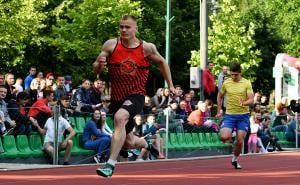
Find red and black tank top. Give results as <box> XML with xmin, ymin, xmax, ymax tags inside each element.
<box><xmin>108</xmin><ymin>38</ymin><xmax>150</xmax><ymax>101</ymax></box>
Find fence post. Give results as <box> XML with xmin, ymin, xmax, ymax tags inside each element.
<box><xmin>53</xmin><ymin>104</ymin><xmax>60</xmax><ymax>165</ymax></box>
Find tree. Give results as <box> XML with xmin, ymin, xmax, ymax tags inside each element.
<box><xmin>188</xmin><ymin>0</ymin><xmax>261</xmax><ymax>80</ymax></box>
<box><xmin>0</xmin><ymin>0</ymin><xmax>47</xmax><ymax>72</ymax></box>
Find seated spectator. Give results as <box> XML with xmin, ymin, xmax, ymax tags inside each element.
<box><xmin>28</xmin><ymin>90</ymin><xmax>54</xmax><ymax>129</ymax></box>
<box><xmin>248</xmin><ymin>112</ymin><xmax>261</xmax><ymax>153</ymax></box>
<box><xmin>64</xmin><ymin>75</ymin><xmax>72</xmax><ymax>96</ymax></box>
<box><xmin>71</xmin><ymin>79</ymin><xmax>101</xmax><ymax>114</ymax></box>
<box><xmin>53</xmin><ymin>75</ymin><xmax>67</xmax><ymax>101</ymax></box>
<box><xmin>4</xmin><ymin>73</ymin><xmax>18</xmax><ymax>102</ymax></box>
<box><xmin>33</xmin><ymin>115</ymin><xmax>76</xmax><ymax>165</ymax></box>
<box><xmin>83</xmin><ymin>109</ymin><xmax>111</xmax><ymax>163</ymax></box>
<box><xmin>143</xmin><ymin>114</ymin><xmax>164</xmax><ymax>159</ymax></box>
<box><xmin>0</xmin><ymin>85</ymin><xmax>16</xmax><ymax>135</ymax></box>
<box><xmin>285</xmin><ymin>113</ymin><xmax>300</xmax><ymax>147</ymax></box>
<box><xmin>13</xmin><ymin>77</ymin><xmax>24</xmax><ymax>94</ymax></box>
<box><xmin>183</xmin><ymin>93</ymin><xmax>193</xmax><ymax>115</ymax></box>
<box><xmin>58</xmin><ymin>95</ymin><xmax>75</xmax><ymax>127</ymax></box>
<box><xmin>151</xmin><ymin>88</ymin><xmax>166</xmax><ymax>113</ymax></box>
<box><xmin>26</xmin><ymin>77</ymin><xmax>45</xmax><ymax>104</ymax></box>
<box><xmin>187</xmin><ymin>101</ymin><xmax>218</xmax><ymax>132</ymax></box>
<box><xmin>157</xmin><ymin>100</ymin><xmax>184</xmax><ymax>133</ymax></box>
<box><xmin>0</xmin><ymin>111</ymin><xmax>6</xmax><ymax>135</ymax></box>
<box><xmin>7</xmin><ymin>92</ymin><xmax>36</xmax><ymax>135</ymax></box>
<box><xmin>45</xmin><ymin>73</ymin><xmax>55</xmax><ymax>90</ymax></box>
<box><xmin>176</xmin><ymin>100</ymin><xmax>188</xmax><ymax>122</ymax></box>
<box><xmin>259</xmin><ymin>115</ymin><xmax>283</xmax><ymax>151</ymax></box>
<box><xmin>135</xmin><ymin>114</ymin><xmax>164</xmax><ymax>160</ymax></box>
<box><xmin>90</xmin><ymin>79</ymin><xmax>104</xmax><ymax>105</ymax></box>
<box><xmin>272</xmin><ymin>106</ymin><xmax>290</xmax><ymax>132</ymax></box>
<box><xmin>143</xmin><ymin>95</ymin><xmax>153</xmax><ymax>115</ymax></box>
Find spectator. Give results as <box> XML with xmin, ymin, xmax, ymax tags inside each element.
<box><xmin>24</xmin><ymin>66</ymin><xmax>37</xmax><ymax>90</ymax></box>
<box><xmin>28</xmin><ymin>89</ymin><xmax>54</xmax><ymax>129</ymax></box>
<box><xmin>71</xmin><ymin>79</ymin><xmax>101</xmax><ymax>113</ymax></box>
<box><xmin>248</xmin><ymin>112</ymin><xmax>261</xmax><ymax>153</ymax></box>
<box><xmin>83</xmin><ymin>109</ymin><xmax>111</xmax><ymax>163</ymax></box>
<box><xmin>174</xmin><ymin>85</ymin><xmax>184</xmax><ymax>103</ymax></box>
<box><xmin>64</xmin><ymin>75</ymin><xmax>72</xmax><ymax>96</ymax></box>
<box><xmin>90</xmin><ymin>79</ymin><xmax>104</xmax><ymax>105</ymax></box>
<box><xmin>7</xmin><ymin>91</ymin><xmax>36</xmax><ymax>135</ymax></box>
<box><xmin>259</xmin><ymin>115</ymin><xmax>283</xmax><ymax>152</ymax></box>
<box><xmin>13</xmin><ymin>77</ymin><xmax>24</xmax><ymax>94</ymax></box>
<box><xmin>0</xmin><ymin>85</ymin><xmax>16</xmax><ymax>135</ymax></box>
<box><xmin>203</xmin><ymin>62</ymin><xmax>217</xmax><ymax>103</ymax></box>
<box><xmin>33</xmin><ymin>114</ymin><xmax>76</xmax><ymax>165</ymax></box>
<box><xmin>285</xmin><ymin>113</ymin><xmax>300</xmax><ymax>147</ymax></box>
<box><xmin>45</xmin><ymin>73</ymin><xmax>55</xmax><ymax>90</ymax></box>
<box><xmin>272</xmin><ymin>106</ymin><xmax>290</xmax><ymax>132</ymax></box>
<box><xmin>260</xmin><ymin>95</ymin><xmax>269</xmax><ymax>112</ymax></box>
<box><xmin>142</xmin><ymin>114</ymin><xmax>164</xmax><ymax>159</ymax></box>
<box><xmin>157</xmin><ymin>101</ymin><xmax>184</xmax><ymax>133</ymax></box>
<box><xmin>0</xmin><ymin>110</ymin><xmax>5</xmax><ymax>135</ymax></box>
<box><xmin>176</xmin><ymin>100</ymin><xmax>189</xmax><ymax>122</ymax></box>
<box><xmin>217</xmin><ymin>65</ymin><xmax>228</xmax><ymax>91</ymax></box>
<box><xmin>26</xmin><ymin>77</ymin><xmax>45</xmax><ymax>104</ymax></box>
<box><xmin>143</xmin><ymin>95</ymin><xmax>153</xmax><ymax>115</ymax></box>
<box><xmin>4</xmin><ymin>73</ymin><xmax>18</xmax><ymax>102</ymax></box>
<box><xmin>183</xmin><ymin>93</ymin><xmax>193</xmax><ymax>115</ymax></box>
<box><xmin>53</xmin><ymin>75</ymin><xmax>67</xmax><ymax>101</ymax></box>
<box><xmin>151</xmin><ymin>88</ymin><xmax>166</xmax><ymax>113</ymax></box>
<box><xmin>187</xmin><ymin>101</ymin><xmax>218</xmax><ymax>132</ymax></box>
<box><xmin>36</xmin><ymin>72</ymin><xmax>46</xmax><ymax>90</ymax></box>
<box><xmin>58</xmin><ymin>95</ymin><xmax>74</xmax><ymax>125</ymax></box>
<box><xmin>188</xmin><ymin>89</ymin><xmax>197</xmax><ymax>110</ymax></box>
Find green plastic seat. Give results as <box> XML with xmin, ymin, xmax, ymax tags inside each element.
<box><xmin>3</xmin><ymin>135</ymin><xmax>19</xmax><ymax>158</ymax></box>
<box><xmin>0</xmin><ymin>137</ymin><xmax>4</xmax><ymax>158</ymax></box>
<box><xmin>176</xmin><ymin>133</ymin><xmax>193</xmax><ymax>150</ymax></box>
<box><xmin>169</xmin><ymin>133</ymin><xmax>180</xmax><ymax>150</ymax></box>
<box><xmin>184</xmin><ymin>132</ymin><xmax>197</xmax><ymax>149</ymax></box>
<box><xmin>106</xmin><ymin>116</ymin><xmax>114</xmax><ymax>132</ymax></box>
<box><xmin>191</xmin><ymin>132</ymin><xmax>203</xmax><ymax>148</ymax></box>
<box><xmin>29</xmin><ymin>134</ymin><xmax>44</xmax><ymax>157</ymax></box>
<box><xmin>75</xmin><ymin>117</ymin><xmax>87</xmax><ymax>133</ymax></box>
<box><xmin>16</xmin><ymin>135</ymin><xmax>35</xmax><ymax>158</ymax></box>
<box><xmin>71</xmin><ymin>134</ymin><xmax>95</xmax><ymax>156</ymax></box>
<box><xmin>198</xmin><ymin>133</ymin><xmax>211</xmax><ymax>148</ymax></box>
<box><xmin>210</xmin><ymin>132</ymin><xmax>226</xmax><ymax>148</ymax></box>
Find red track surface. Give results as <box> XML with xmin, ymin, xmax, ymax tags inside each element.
<box><xmin>1</xmin><ymin>152</ymin><xmax>300</xmax><ymax>185</ymax></box>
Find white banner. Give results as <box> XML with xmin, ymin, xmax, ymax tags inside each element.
<box><xmin>190</xmin><ymin>67</ymin><xmax>200</xmax><ymax>88</ymax></box>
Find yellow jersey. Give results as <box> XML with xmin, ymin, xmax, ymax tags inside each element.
<box><xmin>221</xmin><ymin>78</ymin><xmax>253</xmax><ymax>114</ymax></box>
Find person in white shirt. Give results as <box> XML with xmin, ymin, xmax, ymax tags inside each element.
<box><xmin>33</xmin><ymin>115</ymin><xmax>76</xmax><ymax>165</ymax></box>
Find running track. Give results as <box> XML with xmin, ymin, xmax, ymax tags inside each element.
<box><xmin>1</xmin><ymin>151</ymin><xmax>300</xmax><ymax>185</ymax></box>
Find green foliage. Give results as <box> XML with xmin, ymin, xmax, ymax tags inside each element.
<box><xmin>188</xmin><ymin>0</ymin><xmax>262</xmax><ymax>79</ymax></box>
<box><xmin>0</xmin><ymin>0</ymin><xmax>47</xmax><ymax>70</ymax></box>
<box><xmin>49</xmin><ymin>0</ymin><xmax>142</xmax><ymax>61</ymax></box>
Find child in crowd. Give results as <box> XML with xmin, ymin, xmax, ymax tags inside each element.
<box><xmin>248</xmin><ymin>112</ymin><xmax>260</xmax><ymax>153</ymax></box>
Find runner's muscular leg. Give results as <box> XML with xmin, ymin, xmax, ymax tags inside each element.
<box><xmin>109</xmin><ymin>108</ymin><xmax>129</xmax><ymax>161</ymax></box>
<box><xmin>123</xmin><ymin>132</ymin><xmax>147</xmax><ymax>149</ymax></box>
<box><xmin>220</xmin><ymin>128</ymin><xmax>233</xmax><ymax>143</ymax></box>
<box><xmin>234</xmin><ymin>130</ymin><xmax>247</xmax><ymax>157</ymax></box>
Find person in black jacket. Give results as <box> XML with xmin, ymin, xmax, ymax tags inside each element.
<box><xmin>7</xmin><ymin>91</ymin><xmax>38</xmax><ymax>135</ymax></box>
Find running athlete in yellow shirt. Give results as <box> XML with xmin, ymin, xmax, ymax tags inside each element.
<box><xmin>216</xmin><ymin>63</ymin><xmax>254</xmax><ymax>169</ymax></box>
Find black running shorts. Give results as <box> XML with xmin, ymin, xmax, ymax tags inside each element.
<box><xmin>109</xmin><ymin>94</ymin><xmax>145</xmax><ymax>134</ymax></box>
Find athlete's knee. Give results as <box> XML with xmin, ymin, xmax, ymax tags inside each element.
<box><xmin>114</xmin><ymin>113</ymin><xmax>128</xmax><ymax>128</ymax></box>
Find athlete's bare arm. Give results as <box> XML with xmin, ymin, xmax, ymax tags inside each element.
<box><xmin>93</xmin><ymin>39</ymin><xmax>117</xmax><ymax>74</ymax></box>
<box><xmin>144</xmin><ymin>42</ymin><xmax>175</xmax><ymax>91</ymax></box>
<box><xmin>216</xmin><ymin>91</ymin><xmax>225</xmax><ymax>118</ymax></box>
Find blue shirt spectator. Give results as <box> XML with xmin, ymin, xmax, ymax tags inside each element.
<box><xmin>24</xmin><ymin>66</ymin><xmax>37</xmax><ymax>90</ymax></box>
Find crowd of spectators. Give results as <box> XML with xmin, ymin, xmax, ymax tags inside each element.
<box><xmin>0</xmin><ymin>64</ymin><xmax>299</xmax><ymax>164</ymax></box>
